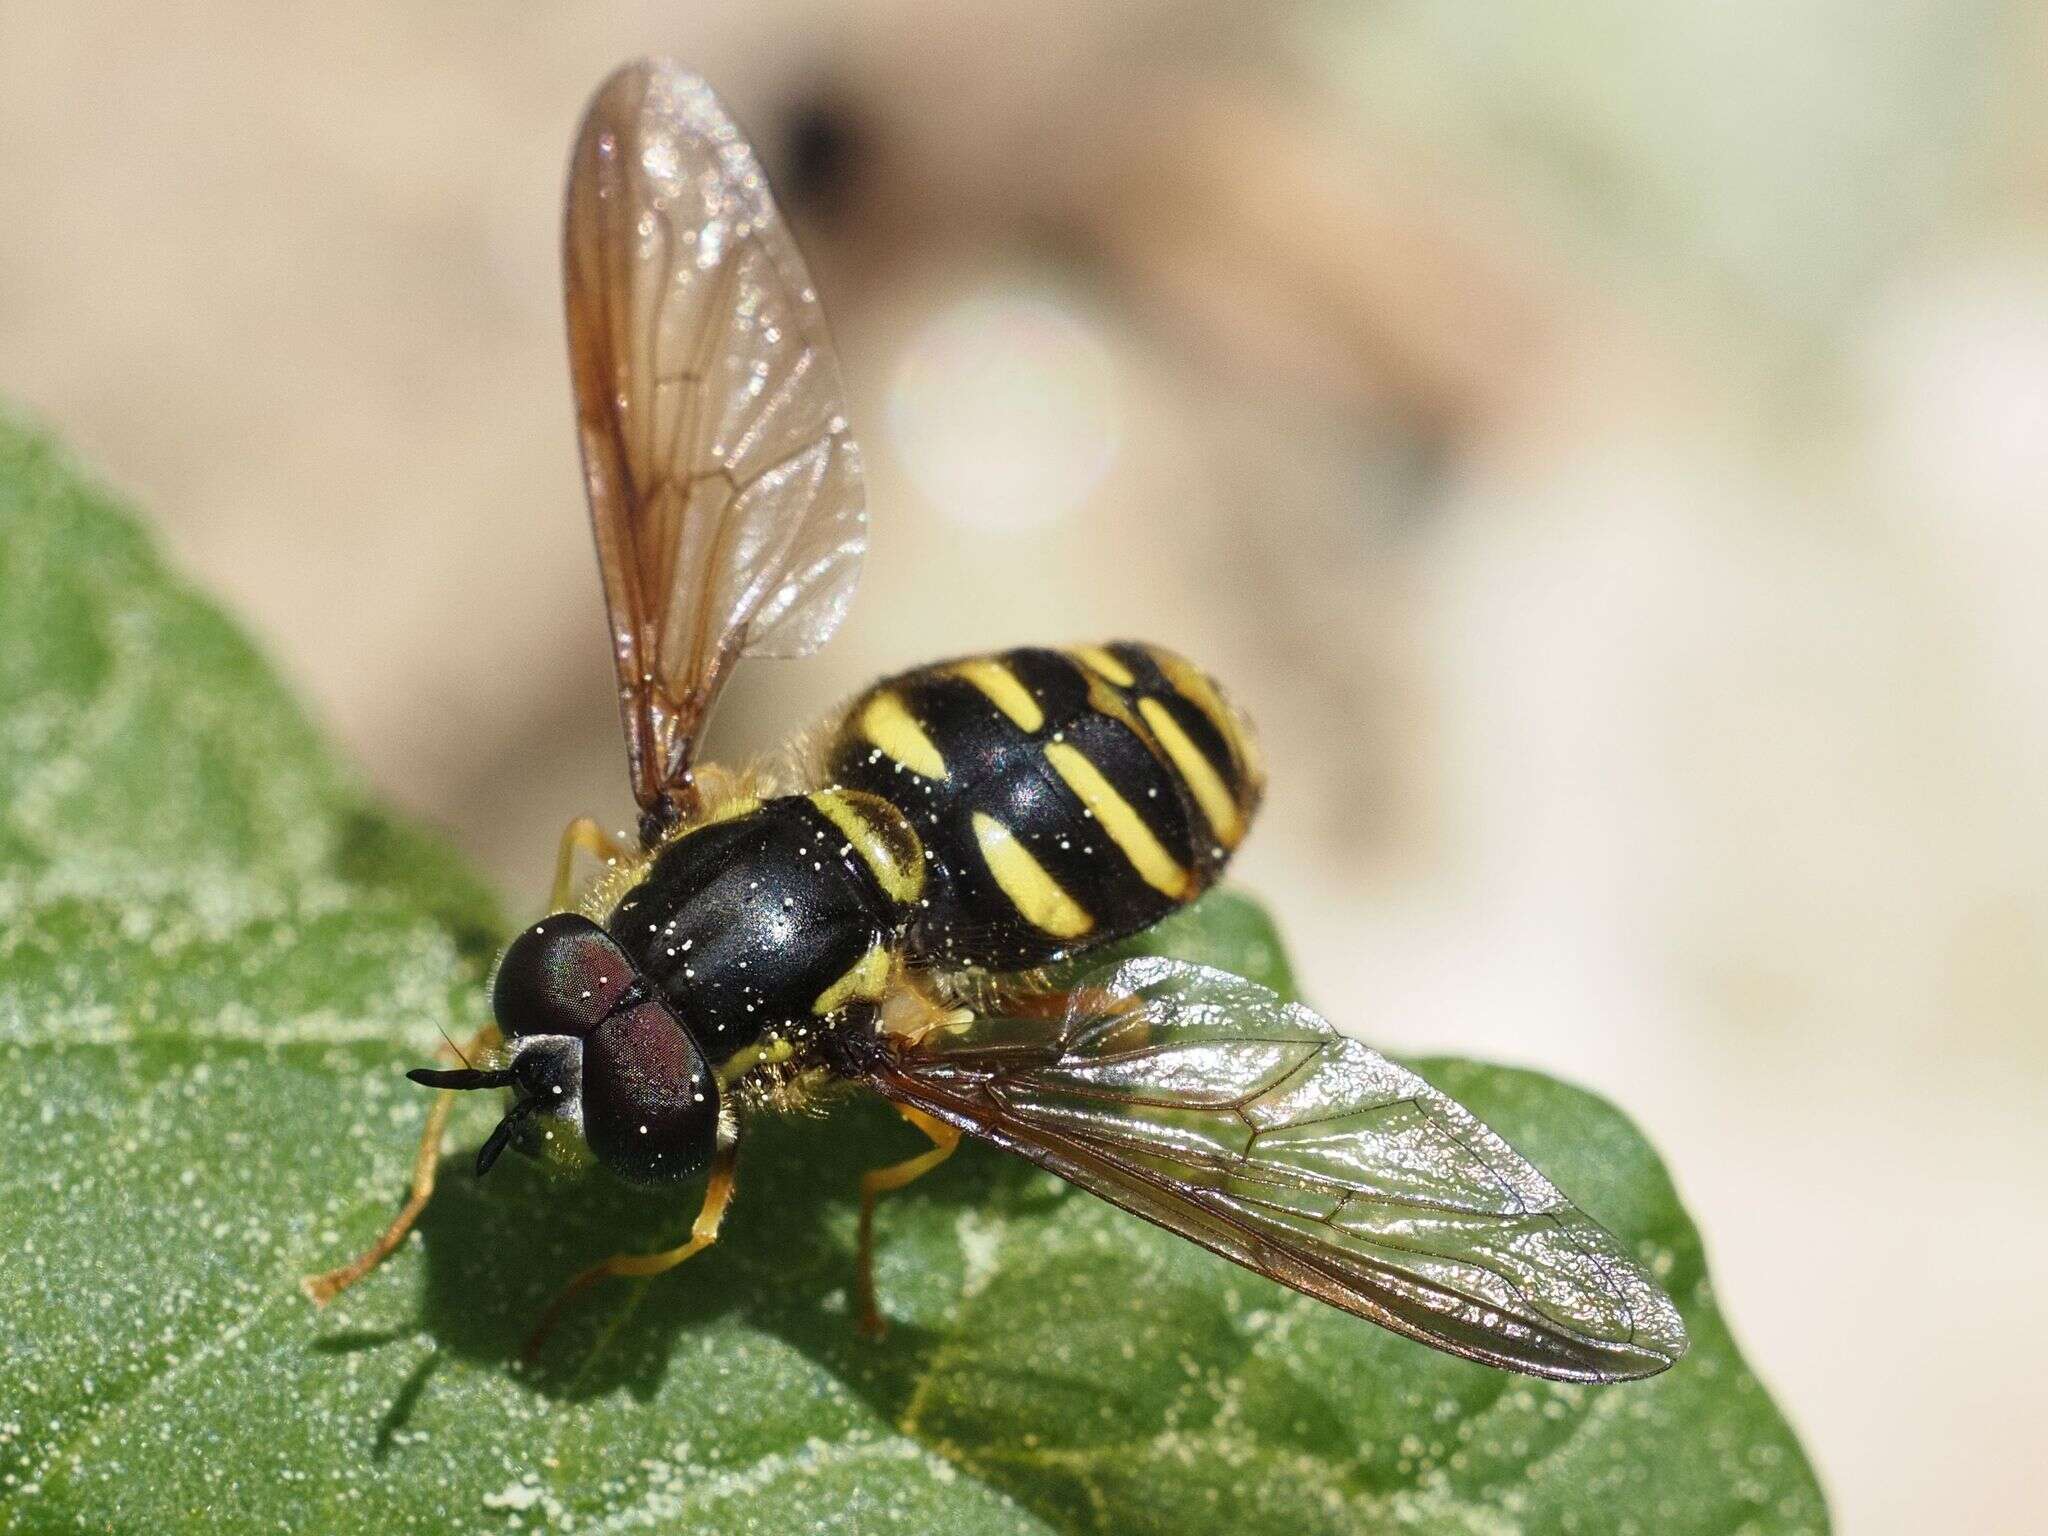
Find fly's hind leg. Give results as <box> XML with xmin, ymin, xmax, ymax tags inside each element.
<box><xmin>522</xmin><ymin>1124</ymin><xmax>742</xmax><ymax>1361</ymax></box>
<box><xmin>301</xmin><ymin>1021</ymin><xmax>502</xmax><ymax>1306</ymax></box>
<box><xmin>857</xmin><ymin>1104</ymin><xmax>962</xmax><ymax>1338</ymax></box>
<box><xmin>551</xmin><ymin>816</ymin><xmax>630</xmax><ymax>912</ymax></box>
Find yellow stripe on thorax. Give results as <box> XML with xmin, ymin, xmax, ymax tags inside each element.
<box><xmin>812</xmin><ymin>943</ymin><xmax>892</xmax><ymax>1014</ymax></box>
<box><xmin>810</xmin><ymin>789</ymin><xmax>926</xmax><ymax>905</ymax></box>
<box><xmin>1138</xmin><ymin>697</ymin><xmax>1245</xmax><ymax>847</ymax></box>
<box><xmin>953</xmin><ymin>659</ymin><xmax>1044</xmax><ymax>732</ymax></box>
<box><xmin>1043</xmin><ymin>742</ymin><xmax>1190</xmax><ymax>898</ymax></box>
<box><xmin>970</xmin><ymin>812</ymin><xmax>1094</xmax><ymax>938</ymax></box>
<box><xmin>860</xmin><ymin>691</ymin><xmax>947</xmax><ymax>779</ymax></box>
<box><xmin>716</xmin><ymin>1034</ymin><xmax>796</xmax><ymax>1090</ymax></box>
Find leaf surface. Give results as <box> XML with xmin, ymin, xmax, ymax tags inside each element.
<box><xmin>0</xmin><ymin>418</ymin><xmax>1827</xmax><ymax>1534</ymax></box>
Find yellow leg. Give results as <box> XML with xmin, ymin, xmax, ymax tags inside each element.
<box><xmin>856</xmin><ymin>1105</ymin><xmax>962</xmax><ymax>1338</ymax></box>
<box><xmin>550</xmin><ymin>815</ymin><xmax>629</xmax><ymax>911</ymax></box>
<box><xmin>522</xmin><ymin>1127</ymin><xmax>742</xmax><ymax>1361</ymax></box>
<box><xmin>301</xmin><ymin>1022</ymin><xmax>502</xmax><ymax>1306</ymax></box>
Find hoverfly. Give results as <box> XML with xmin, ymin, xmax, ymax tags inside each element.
<box><xmin>303</xmin><ymin>57</ymin><xmax>1687</xmax><ymax>1383</ymax></box>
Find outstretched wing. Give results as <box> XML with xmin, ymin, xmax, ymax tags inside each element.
<box><xmin>565</xmin><ymin>58</ymin><xmax>866</xmax><ymax>818</ymax></box>
<box><xmin>869</xmin><ymin>956</ymin><xmax>1688</xmax><ymax>1382</ymax></box>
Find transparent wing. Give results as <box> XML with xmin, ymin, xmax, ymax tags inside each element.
<box><xmin>870</xmin><ymin>956</ymin><xmax>1688</xmax><ymax>1382</ymax></box>
<box><xmin>565</xmin><ymin>58</ymin><xmax>867</xmax><ymax>815</ymax></box>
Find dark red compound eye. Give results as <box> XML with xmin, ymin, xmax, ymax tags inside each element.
<box><xmin>493</xmin><ymin>913</ymin><xmax>636</xmax><ymax>1038</ymax></box>
<box><xmin>581</xmin><ymin>998</ymin><xmax>720</xmax><ymax>1183</ymax></box>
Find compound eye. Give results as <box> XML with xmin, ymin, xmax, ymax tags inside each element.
<box><xmin>493</xmin><ymin>913</ymin><xmax>636</xmax><ymax>1038</ymax></box>
<box><xmin>582</xmin><ymin>999</ymin><xmax>719</xmax><ymax>1183</ymax></box>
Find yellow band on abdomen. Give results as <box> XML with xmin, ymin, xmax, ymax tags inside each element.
<box><xmin>1069</xmin><ymin>644</ymin><xmax>1136</xmax><ymax>688</ymax></box>
<box><xmin>860</xmin><ymin>691</ymin><xmax>948</xmax><ymax>779</ymax></box>
<box><xmin>1043</xmin><ymin>742</ymin><xmax>1189</xmax><ymax>899</ymax></box>
<box><xmin>953</xmin><ymin>659</ymin><xmax>1045</xmax><ymax>732</ymax></box>
<box><xmin>1138</xmin><ymin>697</ymin><xmax>1244</xmax><ymax>847</ymax></box>
<box><xmin>971</xmin><ymin>812</ymin><xmax>1094</xmax><ymax>938</ymax></box>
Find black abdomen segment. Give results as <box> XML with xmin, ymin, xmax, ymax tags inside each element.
<box><xmin>607</xmin><ymin>792</ymin><xmax>922</xmax><ymax>1064</ymax></box>
<box><xmin>824</xmin><ymin>643</ymin><xmax>1261</xmax><ymax>971</ymax></box>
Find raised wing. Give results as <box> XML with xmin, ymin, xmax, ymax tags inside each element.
<box><xmin>565</xmin><ymin>59</ymin><xmax>866</xmax><ymax>825</ymax></box>
<box><xmin>870</xmin><ymin>957</ymin><xmax>1688</xmax><ymax>1382</ymax></box>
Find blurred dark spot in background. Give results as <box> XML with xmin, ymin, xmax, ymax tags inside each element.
<box><xmin>777</xmin><ymin>83</ymin><xmax>868</xmax><ymax>217</ymax></box>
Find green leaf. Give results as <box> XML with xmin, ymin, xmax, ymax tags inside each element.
<box><xmin>0</xmin><ymin>416</ymin><xmax>1828</xmax><ymax>1534</ymax></box>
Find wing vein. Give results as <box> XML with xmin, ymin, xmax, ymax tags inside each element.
<box><xmin>563</xmin><ymin>59</ymin><xmax>867</xmax><ymax>814</ymax></box>
<box><xmin>874</xmin><ymin>957</ymin><xmax>1688</xmax><ymax>1381</ymax></box>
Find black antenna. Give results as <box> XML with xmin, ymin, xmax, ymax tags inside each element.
<box><xmin>407</xmin><ymin>1066</ymin><xmax>516</xmax><ymax>1091</ymax></box>
<box><xmin>475</xmin><ymin>1100</ymin><xmax>537</xmax><ymax>1177</ymax></box>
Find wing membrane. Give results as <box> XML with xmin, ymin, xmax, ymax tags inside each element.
<box><xmin>565</xmin><ymin>59</ymin><xmax>866</xmax><ymax>815</ymax></box>
<box><xmin>871</xmin><ymin>957</ymin><xmax>1688</xmax><ymax>1382</ymax></box>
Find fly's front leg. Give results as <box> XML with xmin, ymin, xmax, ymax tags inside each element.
<box><xmin>551</xmin><ymin>815</ymin><xmax>630</xmax><ymax>912</ymax></box>
<box><xmin>522</xmin><ymin>1121</ymin><xmax>743</xmax><ymax>1361</ymax></box>
<box><xmin>857</xmin><ymin>1104</ymin><xmax>962</xmax><ymax>1338</ymax></box>
<box><xmin>302</xmin><ymin>1021</ymin><xmax>502</xmax><ymax>1305</ymax></box>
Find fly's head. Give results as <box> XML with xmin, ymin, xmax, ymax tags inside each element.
<box><xmin>409</xmin><ymin>913</ymin><xmax>721</xmax><ymax>1183</ymax></box>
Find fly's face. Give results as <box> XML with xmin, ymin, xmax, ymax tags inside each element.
<box><xmin>480</xmin><ymin>1031</ymin><xmax>586</xmax><ymax>1172</ymax></box>
<box><xmin>412</xmin><ymin>914</ymin><xmax>722</xmax><ymax>1185</ymax></box>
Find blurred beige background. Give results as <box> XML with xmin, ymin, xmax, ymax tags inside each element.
<box><xmin>5</xmin><ymin>3</ymin><xmax>2046</xmax><ymax>1530</ymax></box>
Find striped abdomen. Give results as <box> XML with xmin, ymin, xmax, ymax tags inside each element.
<box><xmin>824</xmin><ymin>642</ymin><xmax>1262</xmax><ymax>971</ymax></box>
